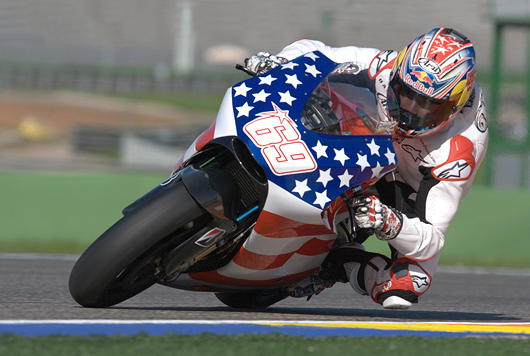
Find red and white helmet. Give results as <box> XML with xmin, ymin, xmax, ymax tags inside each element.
<box><xmin>388</xmin><ymin>28</ymin><xmax>476</xmax><ymax>138</ymax></box>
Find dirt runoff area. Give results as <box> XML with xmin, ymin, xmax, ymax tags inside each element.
<box><xmin>0</xmin><ymin>90</ymin><xmax>213</xmax><ymax>170</ymax></box>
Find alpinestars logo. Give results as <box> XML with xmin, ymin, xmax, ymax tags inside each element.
<box><xmin>402</xmin><ymin>144</ymin><xmax>426</xmax><ymax>163</ymax></box>
<box><xmin>368</xmin><ymin>50</ymin><xmax>396</xmax><ymax>79</ymax></box>
<box><xmin>411</xmin><ymin>275</ymin><xmax>429</xmax><ymax>289</ymax></box>
<box><xmin>431</xmin><ymin>135</ymin><xmax>475</xmax><ymax>181</ymax></box>
<box><xmin>433</xmin><ymin>159</ymin><xmax>472</xmax><ymax>180</ymax></box>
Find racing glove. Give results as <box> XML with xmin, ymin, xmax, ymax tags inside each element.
<box><xmin>243</xmin><ymin>52</ymin><xmax>285</xmax><ymax>76</ymax></box>
<box><xmin>350</xmin><ymin>195</ymin><xmax>403</xmax><ymax>241</ymax></box>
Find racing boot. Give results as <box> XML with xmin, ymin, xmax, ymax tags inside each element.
<box><xmin>350</xmin><ymin>254</ymin><xmax>432</xmax><ymax>309</ymax></box>
<box><xmin>319</xmin><ymin>244</ymin><xmax>431</xmax><ymax>309</ymax></box>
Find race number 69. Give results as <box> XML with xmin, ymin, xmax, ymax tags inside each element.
<box><xmin>244</xmin><ymin>104</ymin><xmax>317</xmax><ymax>176</ymax></box>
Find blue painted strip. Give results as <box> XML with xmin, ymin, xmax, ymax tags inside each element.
<box><xmin>0</xmin><ymin>323</ymin><xmax>528</xmax><ymax>338</ymax></box>
<box><xmin>236</xmin><ymin>205</ymin><xmax>259</xmax><ymax>222</ymax></box>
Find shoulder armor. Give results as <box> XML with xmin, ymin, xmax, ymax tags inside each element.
<box><xmin>368</xmin><ymin>50</ymin><xmax>397</xmax><ymax>80</ymax></box>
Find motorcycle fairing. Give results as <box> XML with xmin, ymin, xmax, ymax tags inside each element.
<box><xmin>166</xmin><ymin>52</ymin><xmax>398</xmax><ymax>290</ymax></box>
<box><xmin>230</xmin><ymin>52</ymin><xmax>396</xmax><ymax>211</ymax></box>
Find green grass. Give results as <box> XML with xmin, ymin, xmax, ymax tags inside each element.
<box><xmin>363</xmin><ymin>186</ymin><xmax>530</xmax><ymax>268</ymax></box>
<box><xmin>1</xmin><ymin>171</ymin><xmax>529</xmax><ymax>268</ymax></box>
<box><xmin>1</xmin><ymin>334</ymin><xmax>529</xmax><ymax>356</ymax></box>
<box><xmin>0</xmin><ymin>171</ymin><xmax>168</xmax><ymax>253</ymax></box>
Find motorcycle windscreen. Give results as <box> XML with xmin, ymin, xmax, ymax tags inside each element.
<box><xmin>300</xmin><ymin>63</ymin><xmax>397</xmax><ymax>136</ymax></box>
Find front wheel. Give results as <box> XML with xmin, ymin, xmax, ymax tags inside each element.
<box><xmin>69</xmin><ymin>181</ymin><xmax>208</xmax><ymax>308</ymax></box>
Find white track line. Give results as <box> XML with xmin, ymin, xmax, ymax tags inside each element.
<box><xmin>0</xmin><ymin>320</ymin><xmax>529</xmax><ymax>326</ymax></box>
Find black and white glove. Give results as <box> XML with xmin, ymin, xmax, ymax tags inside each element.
<box><xmin>350</xmin><ymin>195</ymin><xmax>403</xmax><ymax>241</ymax></box>
<box><xmin>243</xmin><ymin>52</ymin><xmax>285</xmax><ymax>76</ymax></box>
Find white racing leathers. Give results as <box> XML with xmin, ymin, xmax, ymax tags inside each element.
<box><xmin>277</xmin><ymin>39</ymin><xmax>489</xmax><ymax>303</ymax></box>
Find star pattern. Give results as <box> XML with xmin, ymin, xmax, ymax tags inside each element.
<box><xmin>356</xmin><ymin>153</ymin><xmax>370</xmax><ymax>172</ymax></box>
<box><xmin>370</xmin><ymin>162</ymin><xmax>384</xmax><ymax>179</ymax></box>
<box><xmin>338</xmin><ymin>169</ymin><xmax>353</xmax><ymax>188</ymax></box>
<box><xmin>282</xmin><ymin>62</ymin><xmax>299</xmax><ymax>70</ymax></box>
<box><xmin>304</xmin><ymin>52</ymin><xmax>320</xmax><ymax>61</ymax></box>
<box><xmin>316</xmin><ymin>169</ymin><xmax>333</xmax><ymax>187</ymax></box>
<box><xmin>236</xmin><ymin>102</ymin><xmax>253</xmax><ymax>117</ymax></box>
<box><xmin>305</xmin><ymin>64</ymin><xmax>321</xmax><ymax>78</ymax></box>
<box><xmin>313</xmin><ymin>190</ymin><xmax>331</xmax><ymax>208</ymax></box>
<box><xmin>285</xmin><ymin>74</ymin><xmax>302</xmax><ymax>88</ymax></box>
<box><xmin>279</xmin><ymin>90</ymin><xmax>296</xmax><ymax>106</ymax></box>
<box><xmin>312</xmin><ymin>140</ymin><xmax>328</xmax><ymax>158</ymax></box>
<box><xmin>292</xmin><ymin>179</ymin><xmax>311</xmax><ymax>198</ymax></box>
<box><xmin>259</xmin><ymin>75</ymin><xmax>277</xmax><ymax>86</ymax></box>
<box><xmin>333</xmin><ymin>148</ymin><xmax>349</xmax><ymax>166</ymax></box>
<box><xmin>231</xmin><ymin>51</ymin><xmax>397</xmax><ymax>210</ymax></box>
<box><xmin>252</xmin><ymin>89</ymin><xmax>271</xmax><ymax>103</ymax></box>
<box><xmin>367</xmin><ymin>138</ymin><xmax>380</xmax><ymax>156</ymax></box>
<box><xmin>234</xmin><ymin>82</ymin><xmax>251</xmax><ymax>97</ymax></box>
<box><xmin>384</xmin><ymin>148</ymin><xmax>396</xmax><ymax>165</ymax></box>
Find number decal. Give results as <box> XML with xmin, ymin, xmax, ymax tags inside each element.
<box><xmin>244</xmin><ymin>103</ymin><xmax>317</xmax><ymax>176</ymax></box>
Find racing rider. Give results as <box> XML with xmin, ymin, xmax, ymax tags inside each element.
<box><xmin>243</xmin><ymin>28</ymin><xmax>489</xmax><ymax>309</ymax></box>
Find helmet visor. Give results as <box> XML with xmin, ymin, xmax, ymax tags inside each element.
<box><xmin>389</xmin><ymin>76</ymin><xmax>458</xmax><ymax>135</ymax></box>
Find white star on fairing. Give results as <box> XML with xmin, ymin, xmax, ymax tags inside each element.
<box><xmin>304</xmin><ymin>52</ymin><xmax>319</xmax><ymax>61</ymax></box>
<box><xmin>259</xmin><ymin>74</ymin><xmax>277</xmax><ymax>85</ymax></box>
<box><xmin>234</xmin><ymin>82</ymin><xmax>251</xmax><ymax>97</ymax></box>
<box><xmin>384</xmin><ymin>148</ymin><xmax>396</xmax><ymax>165</ymax></box>
<box><xmin>338</xmin><ymin>169</ymin><xmax>353</xmax><ymax>187</ymax></box>
<box><xmin>279</xmin><ymin>90</ymin><xmax>296</xmax><ymax>106</ymax></box>
<box><xmin>285</xmin><ymin>74</ymin><xmax>302</xmax><ymax>88</ymax></box>
<box><xmin>292</xmin><ymin>179</ymin><xmax>311</xmax><ymax>198</ymax></box>
<box><xmin>367</xmin><ymin>138</ymin><xmax>380</xmax><ymax>156</ymax></box>
<box><xmin>317</xmin><ymin>169</ymin><xmax>333</xmax><ymax>187</ymax></box>
<box><xmin>252</xmin><ymin>89</ymin><xmax>271</xmax><ymax>103</ymax></box>
<box><xmin>312</xmin><ymin>140</ymin><xmax>328</xmax><ymax>158</ymax></box>
<box><xmin>236</xmin><ymin>102</ymin><xmax>254</xmax><ymax>117</ymax></box>
<box><xmin>356</xmin><ymin>153</ymin><xmax>370</xmax><ymax>172</ymax></box>
<box><xmin>334</xmin><ymin>148</ymin><xmax>350</xmax><ymax>166</ymax></box>
<box><xmin>313</xmin><ymin>190</ymin><xmax>331</xmax><ymax>208</ymax></box>
<box><xmin>305</xmin><ymin>64</ymin><xmax>321</xmax><ymax>77</ymax></box>
<box><xmin>371</xmin><ymin>162</ymin><xmax>384</xmax><ymax>179</ymax></box>
<box><xmin>282</xmin><ymin>62</ymin><xmax>299</xmax><ymax>70</ymax></box>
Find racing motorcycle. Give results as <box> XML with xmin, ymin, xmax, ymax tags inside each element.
<box><xmin>69</xmin><ymin>51</ymin><xmax>398</xmax><ymax>309</ymax></box>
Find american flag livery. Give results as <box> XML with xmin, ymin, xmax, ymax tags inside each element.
<box><xmin>172</xmin><ymin>52</ymin><xmax>398</xmax><ymax>290</ymax></box>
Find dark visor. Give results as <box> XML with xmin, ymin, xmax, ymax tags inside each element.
<box><xmin>389</xmin><ymin>76</ymin><xmax>457</xmax><ymax>133</ymax></box>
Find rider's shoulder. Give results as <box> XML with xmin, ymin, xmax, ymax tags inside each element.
<box><xmin>455</xmin><ymin>83</ymin><xmax>489</xmax><ymax>142</ymax></box>
<box><xmin>368</xmin><ymin>50</ymin><xmax>398</xmax><ymax>80</ymax></box>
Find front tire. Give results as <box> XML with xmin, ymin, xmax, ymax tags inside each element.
<box><xmin>215</xmin><ymin>289</ymin><xmax>288</xmax><ymax>309</ymax></box>
<box><xmin>69</xmin><ymin>181</ymin><xmax>207</xmax><ymax>308</ymax></box>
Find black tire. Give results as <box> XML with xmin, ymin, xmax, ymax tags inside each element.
<box><xmin>69</xmin><ymin>181</ymin><xmax>207</xmax><ymax>308</ymax></box>
<box><xmin>215</xmin><ymin>289</ymin><xmax>288</xmax><ymax>309</ymax></box>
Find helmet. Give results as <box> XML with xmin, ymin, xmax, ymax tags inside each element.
<box><xmin>388</xmin><ymin>28</ymin><xmax>476</xmax><ymax>138</ymax></box>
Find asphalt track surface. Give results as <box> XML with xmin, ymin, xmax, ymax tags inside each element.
<box><xmin>1</xmin><ymin>253</ymin><xmax>530</xmax><ymax>337</ymax></box>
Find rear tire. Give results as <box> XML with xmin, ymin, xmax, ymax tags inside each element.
<box><xmin>69</xmin><ymin>181</ymin><xmax>207</xmax><ymax>308</ymax></box>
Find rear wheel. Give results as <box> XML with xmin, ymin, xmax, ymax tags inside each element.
<box><xmin>69</xmin><ymin>181</ymin><xmax>208</xmax><ymax>308</ymax></box>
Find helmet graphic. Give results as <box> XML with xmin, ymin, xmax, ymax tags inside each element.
<box><xmin>388</xmin><ymin>28</ymin><xmax>476</xmax><ymax>137</ymax></box>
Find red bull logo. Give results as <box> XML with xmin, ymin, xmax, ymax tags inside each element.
<box><xmin>411</xmin><ymin>70</ymin><xmax>433</xmax><ymax>86</ymax></box>
<box><xmin>405</xmin><ymin>73</ymin><xmax>434</xmax><ymax>96</ymax></box>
